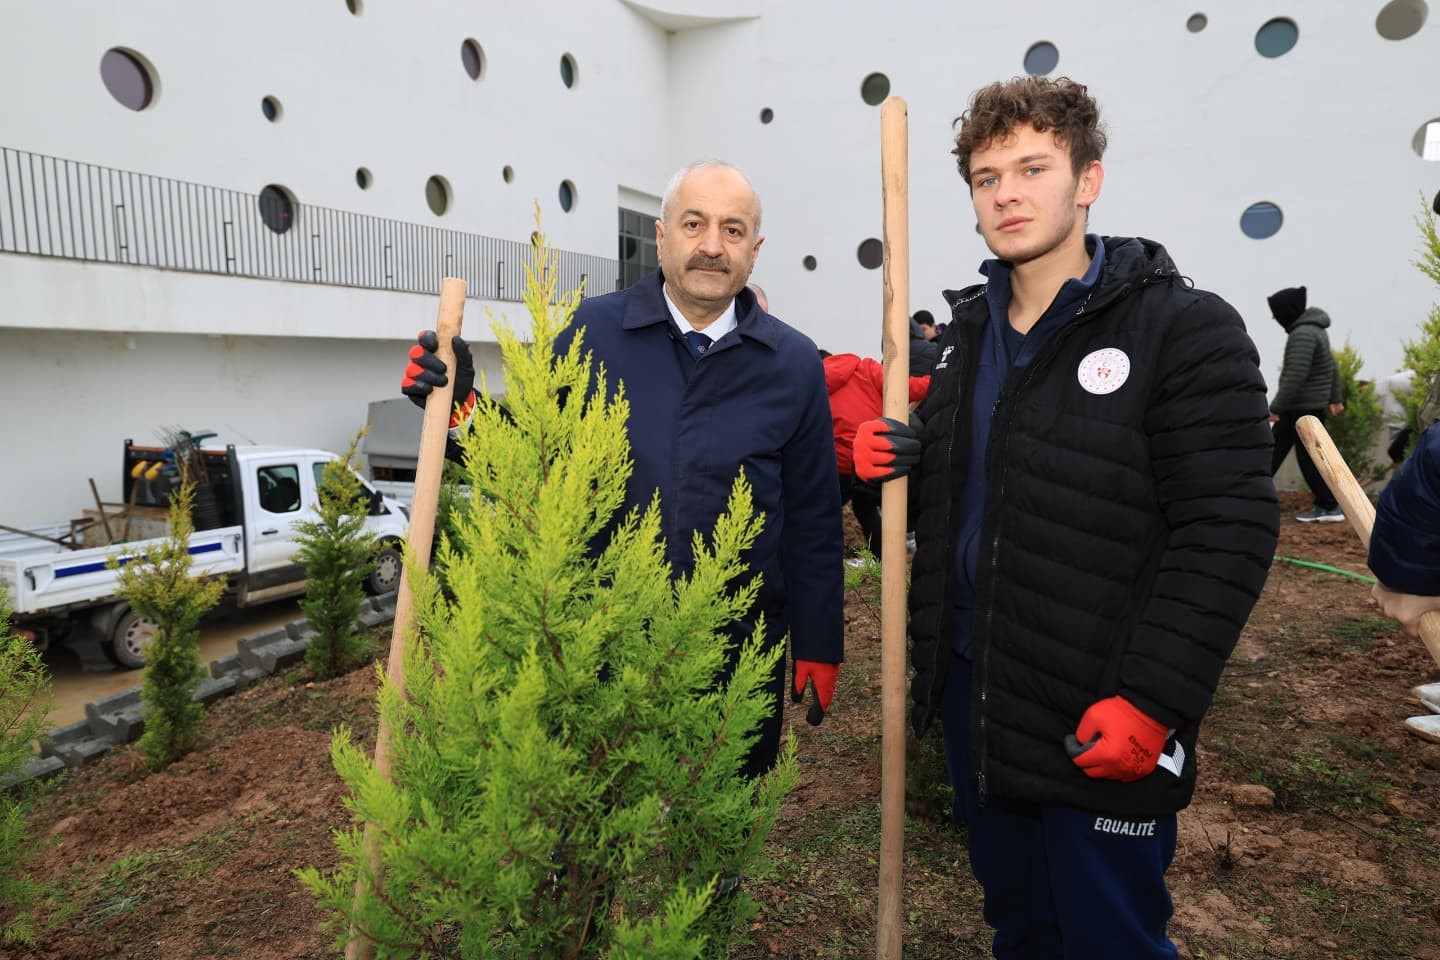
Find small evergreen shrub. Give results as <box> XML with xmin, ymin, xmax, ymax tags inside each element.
<box><xmin>295</xmin><ymin>432</ymin><xmax>379</xmax><ymax>679</ymax></box>
<box><xmin>301</xmin><ymin>225</ymin><xmax>797</xmax><ymax>958</ymax></box>
<box><xmin>113</xmin><ymin>480</ymin><xmax>225</xmax><ymax>770</ymax></box>
<box><xmin>1328</xmin><ymin>341</ymin><xmax>1385</xmax><ymax>485</ymax></box>
<box><xmin>0</xmin><ymin>590</ymin><xmax>52</xmax><ymax>946</ymax></box>
<box><xmin>1402</xmin><ymin>196</ymin><xmax>1440</xmax><ymax>436</ymax></box>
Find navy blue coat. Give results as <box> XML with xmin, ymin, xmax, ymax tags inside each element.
<box><xmin>557</xmin><ymin>271</ymin><xmax>845</xmax><ymax>663</ymax></box>
<box><xmin>1370</xmin><ymin>424</ymin><xmax>1440</xmax><ymax>596</ymax></box>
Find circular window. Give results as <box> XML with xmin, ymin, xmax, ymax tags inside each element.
<box><xmin>425</xmin><ymin>175</ymin><xmax>452</xmax><ymax>216</ymax></box>
<box><xmin>1415</xmin><ymin>119</ymin><xmax>1440</xmax><ymax>160</ymax></box>
<box><xmin>560</xmin><ymin>53</ymin><xmax>578</xmax><ymax>89</ymax></box>
<box><xmin>502</xmin><ymin>165</ymin><xmax>514</xmax><ymax>183</ymax></box>
<box><xmin>100</xmin><ymin>48</ymin><xmax>156</xmax><ymax>111</ymax></box>
<box><xmin>760</xmin><ymin>107</ymin><xmax>774</xmax><ymax>124</ymax></box>
<box><xmin>860</xmin><ymin>72</ymin><xmax>890</xmax><ymax>106</ymax></box>
<box><xmin>258</xmin><ymin>185</ymin><xmax>296</xmax><ymax>235</ymax></box>
<box><xmin>856</xmin><ymin>238</ymin><xmax>883</xmax><ymax>269</ymax></box>
<box><xmin>461</xmin><ymin>39</ymin><xmax>484</xmax><ymax>80</ymax></box>
<box><xmin>1377</xmin><ymin>0</ymin><xmax>1428</xmax><ymax>39</ymax></box>
<box><xmin>1240</xmin><ymin>202</ymin><xmax>1283</xmax><ymax>239</ymax></box>
<box><xmin>1255</xmin><ymin>18</ymin><xmax>1299</xmax><ymax>57</ymax></box>
<box><xmin>559</xmin><ymin>180</ymin><xmax>576</xmax><ymax>212</ymax></box>
<box><xmin>1186</xmin><ymin>13</ymin><xmax>1208</xmax><ymax>32</ymax></box>
<box><xmin>261</xmin><ymin>95</ymin><xmax>282</xmax><ymax>122</ymax></box>
<box><xmin>355</xmin><ymin>167</ymin><xmax>371</xmax><ymax>190</ymax></box>
<box><xmin>345</xmin><ymin>0</ymin><xmax>362</xmax><ymax>13</ymax></box>
<box><xmin>802</xmin><ymin>255</ymin><xmax>817</xmax><ymax>271</ymax></box>
<box><xmin>1432</xmin><ymin>188</ymin><xmax>1440</xmax><ymax>215</ymax></box>
<box><xmin>1024</xmin><ymin>41</ymin><xmax>1059</xmax><ymax>76</ymax></box>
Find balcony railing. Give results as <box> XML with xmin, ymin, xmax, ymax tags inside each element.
<box><xmin>0</xmin><ymin>145</ymin><xmax>622</xmax><ymax>301</ymax></box>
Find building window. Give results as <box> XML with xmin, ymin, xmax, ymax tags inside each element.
<box><xmin>355</xmin><ymin>167</ymin><xmax>371</xmax><ymax>190</ymax></box>
<box><xmin>861</xmin><ymin>72</ymin><xmax>890</xmax><ymax>106</ymax></box>
<box><xmin>258</xmin><ymin>185</ymin><xmax>296</xmax><ymax>235</ymax></box>
<box><xmin>462</xmin><ymin>39</ymin><xmax>485</xmax><ymax>80</ymax></box>
<box><xmin>101</xmin><ymin>48</ymin><xmax>156</xmax><ymax>111</ymax></box>
<box><xmin>1186</xmin><ymin>13</ymin><xmax>1208</xmax><ymax>32</ymax></box>
<box><xmin>802</xmin><ymin>255</ymin><xmax>817</xmax><ymax>271</ymax></box>
<box><xmin>426</xmin><ymin>175</ymin><xmax>451</xmax><ymax>216</ymax></box>
<box><xmin>559</xmin><ymin>180</ymin><xmax>576</xmax><ymax>212</ymax></box>
<box><xmin>561</xmin><ymin>53</ymin><xmax>578</xmax><ymax>88</ymax></box>
<box><xmin>1240</xmin><ymin>202</ymin><xmax>1283</xmax><ymax>239</ymax></box>
<box><xmin>619</xmin><ymin>207</ymin><xmax>658</xmax><ymax>290</ymax></box>
<box><xmin>1024</xmin><ymin>41</ymin><xmax>1059</xmax><ymax>76</ymax></box>
<box><xmin>857</xmin><ymin>238</ymin><xmax>883</xmax><ymax>269</ymax></box>
<box><xmin>1376</xmin><ymin>0</ymin><xmax>1427</xmax><ymax>40</ymax></box>
<box><xmin>1255</xmin><ymin>18</ymin><xmax>1298</xmax><ymax>57</ymax></box>
<box><xmin>261</xmin><ymin>95</ymin><xmax>282</xmax><ymax>122</ymax></box>
<box><xmin>1415</xmin><ymin>119</ymin><xmax>1440</xmax><ymax>160</ymax></box>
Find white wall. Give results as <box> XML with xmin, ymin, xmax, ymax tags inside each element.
<box><xmin>1</xmin><ymin>0</ymin><xmax>1437</xmax><ymax>525</ymax></box>
<box><xmin>666</xmin><ymin>0</ymin><xmax>1439</xmax><ymax>379</ymax></box>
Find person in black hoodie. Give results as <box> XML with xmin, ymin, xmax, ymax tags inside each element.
<box><xmin>1266</xmin><ymin>284</ymin><xmax>1346</xmax><ymax>522</ymax></box>
<box><xmin>909</xmin><ymin>309</ymin><xmax>940</xmax><ymax>376</ymax></box>
<box><xmin>852</xmin><ymin>76</ymin><xmax>1279</xmax><ymax>959</ymax></box>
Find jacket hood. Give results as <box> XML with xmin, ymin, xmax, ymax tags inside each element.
<box><xmin>823</xmin><ymin>352</ymin><xmax>861</xmax><ymax>394</ymax></box>
<box><xmin>1284</xmin><ymin>306</ymin><xmax>1331</xmax><ymax>332</ymax></box>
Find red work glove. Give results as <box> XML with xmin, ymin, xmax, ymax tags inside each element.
<box><xmin>402</xmin><ymin>330</ymin><xmax>476</xmax><ymax>421</ymax></box>
<box><xmin>1065</xmin><ymin>695</ymin><xmax>1169</xmax><ymax>782</ymax></box>
<box><xmin>791</xmin><ymin>660</ymin><xmax>840</xmax><ymax>726</ymax></box>
<box><xmin>853</xmin><ymin>416</ymin><xmax>921</xmax><ymax>483</ymax></box>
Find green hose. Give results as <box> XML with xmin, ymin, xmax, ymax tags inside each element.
<box><xmin>1275</xmin><ymin>555</ymin><xmax>1377</xmax><ymax>584</ymax></box>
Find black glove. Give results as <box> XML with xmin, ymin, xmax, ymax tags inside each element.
<box><xmin>401</xmin><ymin>330</ymin><xmax>474</xmax><ymax>410</ymax></box>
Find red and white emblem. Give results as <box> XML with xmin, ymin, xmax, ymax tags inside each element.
<box><xmin>1077</xmin><ymin>347</ymin><xmax>1130</xmax><ymax>395</ymax></box>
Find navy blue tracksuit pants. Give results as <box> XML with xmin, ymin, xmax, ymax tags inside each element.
<box><xmin>942</xmin><ymin>656</ymin><xmax>1179</xmax><ymax>960</ymax></box>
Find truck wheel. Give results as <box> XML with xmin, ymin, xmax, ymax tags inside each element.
<box><xmin>366</xmin><ymin>544</ymin><xmax>402</xmax><ymax>594</ymax></box>
<box><xmin>111</xmin><ymin>610</ymin><xmax>158</xmax><ymax>669</ymax></box>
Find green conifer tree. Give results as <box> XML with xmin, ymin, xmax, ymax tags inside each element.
<box><xmin>113</xmin><ymin>480</ymin><xmax>225</xmax><ymax>770</ymax></box>
<box><xmin>295</xmin><ymin>432</ymin><xmax>379</xmax><ymax>679</ymax></box>
<box><xmin>301</xmin><ymin>223</ymin><xmax>798</xmax><ymax>958</ymax></box>
<box><xmin>0</xmin><ymin>590</ymin><xmax>52</xmax><ymax>946</ymax></box>
<box><xmin>1327</xmin><ymin>340</ymin><xmax>1385</xmax><ymax>484</ymax></box>
<box><xmin>1402</xmin><ymin>196</ymin><xmax>1440</xmax><ymax>435</ymax></box>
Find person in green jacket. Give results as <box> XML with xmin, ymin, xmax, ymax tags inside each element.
<box><xmin>1268</xmin><ymin>285</ymin><xmax>1345</xmax><ymax>522</ymax></box>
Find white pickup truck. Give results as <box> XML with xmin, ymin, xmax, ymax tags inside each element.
<box><xmin>0</xmin><ymin>441</ymin><xmax>409</xmax><ymax>670</ymax></box>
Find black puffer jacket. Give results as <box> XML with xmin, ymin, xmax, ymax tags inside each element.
<box><xmin>909</xmin><ymin>237</ymin><xmax>1279</xmax><ymax>817</ymax></box>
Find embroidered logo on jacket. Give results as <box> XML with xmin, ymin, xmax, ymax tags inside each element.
<box><xmin>1076</xmin><ymin>347</ymin><xmax>1131</xmax><ymax>395</ymax></box>
<box><xmin>934</xmin><ymin>345</ymin><xmax>954</xmax><ymax>371</ymax></box>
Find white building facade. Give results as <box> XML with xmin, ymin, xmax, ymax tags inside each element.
<box><xmin>2</xmin><ymin>0</ymin><xmax>1437</xmax><ymax>525</ymax></box>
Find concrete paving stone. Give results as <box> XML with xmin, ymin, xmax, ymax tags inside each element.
<box><xmin>209</xmin><ymin>652</ymin><xmax>244</xmax><ymax>678</ymax></box>
<box><xmin>87</xmin><ymin>705</ymin><xmax>146</xmax><ymax>743</ymax></box>
<box><xmin>51</xmin><ymin>735</ymin><xmax>118</xmax><ymax>768</ymax></box>
<box><xmin>193</xmin><ymin>674</ymin><xmax>238</xmax><ymax>706</ymax></box>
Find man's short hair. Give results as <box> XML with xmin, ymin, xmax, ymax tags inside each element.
<box><xmin>912</xmin><ymin>309</ymin><xmax>935</xmax><ymax>327</ymax></box>
<box><xmin>952</xmin><ymin>76</ymin><xmax>1107</xmax><ymax>186</ymax></box>
<box><xmin>658</xmin><ymin>160</ymin><xmax>763</xmax><ymax>235</ymax></box>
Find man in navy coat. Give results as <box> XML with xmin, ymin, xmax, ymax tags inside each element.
<box><xmin>404</xmin><ymin>160</ymin><xmax>845</xmax><ymax>777</ymax></box>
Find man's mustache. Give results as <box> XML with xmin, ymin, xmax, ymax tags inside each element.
<box><xmin>686</xmin><ymin>255</ymin><xmax>729</xmax><ymax>272</ymax></box>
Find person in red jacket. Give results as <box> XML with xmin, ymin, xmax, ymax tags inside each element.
<box><xmin>821</xmin><ymin>351</ymin><xmax>927</xmax><ymax>561</ymax></box>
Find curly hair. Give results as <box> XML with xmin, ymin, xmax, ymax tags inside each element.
<box><xmin>952</xmin><ymin>76</ymin><xmax>1107</xmax><ymax>186</ymax></box>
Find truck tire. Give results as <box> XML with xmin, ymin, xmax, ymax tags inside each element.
<box><xmin>366</xmin><ymin>543</ymin><xmax>402</xmax><ymax>594</ymax></box>
<box><xmin>110</xmin><ymin>609</ymin><xmax>158</xmax><ymax>669</ymax></box>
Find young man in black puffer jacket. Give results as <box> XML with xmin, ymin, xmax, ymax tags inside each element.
<box><xmin>853</xmin><ymin>76</ymin><xmax>1279</xmax><ymax>959</ymax></box>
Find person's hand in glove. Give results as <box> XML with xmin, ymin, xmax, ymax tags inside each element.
<box><xmin>401</xmin><ymin>330</ymin><xmax>476</xmax><ymax>422</ymax></box>
<box><xmin>853</xmin><ymin>415</ymin><xmax>921</xmax><ymax>483</ymax></box>
<box><xmin>792</xmin><ymin>660</ymin><xmax>840</xmax><ymax>726</ymax></box>
<box><xmin>1065</xmin><ymin>695</ymin><xmax>1169</xmax><ymax>782</ymax></box>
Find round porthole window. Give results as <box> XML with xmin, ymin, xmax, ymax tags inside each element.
<box><xmin>101</xmin><ymin>48</ymin><xmax>157</xmax><ymax>111</ymax></box>
<box><xmin>1024</xmin><ymin>41</ymin><xmax>1059</xmax><ymax>76</ymax></box>
<box><xmin>1240</xmin><ymin>201</ymin><xmax>1283</xmax><ymax>239</ymax></box>
<box><xmin>258</xmin><ymin>185</ymin><xmax>296</xmax><ymax>235</ymax></box>
<box><xmin>857</xmin><ymin>238</ymin><xmax>883</xmax><ymax>269</ymax></box>
<box><xmin>860</xmin><ymin>73</ymin><xmax>890</xmax><ymax>106</ymax></box>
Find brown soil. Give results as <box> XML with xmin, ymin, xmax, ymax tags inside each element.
<box><xmin>11</xmin><ymin>492</ymin><xmax>1440</xmax><ymax>959</ymax></box>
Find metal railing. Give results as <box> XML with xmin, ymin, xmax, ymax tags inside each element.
<box><xmin>0</xmin><ymin>145</ymin><xmax>622</xmax><ymax>301</ymax></box>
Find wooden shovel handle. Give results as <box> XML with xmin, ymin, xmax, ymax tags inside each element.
<box><xmin>1296</xmin><ymin>415</ymin><xmax>1440</xmax><ymax>667</ymax></box>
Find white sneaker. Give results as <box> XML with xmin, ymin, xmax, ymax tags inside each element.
<box><xmin>1413</xmin><ymin>682</ymin><xmax>1440</xmax><ymax>715</ymax></box>
<box><xmin>1405</xmin><ymin>713</ymin><xmax>1440</xmax><ymax>743</ymax></box>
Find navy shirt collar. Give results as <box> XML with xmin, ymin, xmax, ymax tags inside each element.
<box><xmin>979</xmin><ymin>234</ymin><xmax>1105</xmax><ymax>365</ymax></box>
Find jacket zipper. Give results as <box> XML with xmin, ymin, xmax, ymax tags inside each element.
<box><xmin>974</xmin><ymin>286</ymin><xmax>1107</xmax><ymax>808</ymax></box>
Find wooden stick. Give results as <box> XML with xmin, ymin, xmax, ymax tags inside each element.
<box><xmin>88</xmin><ymin>478</ymin><xmax>116</xmax><ymax>544</ymax></box>
<box><xmin>877</xmin><ymin>94</ymin><xmax>910</xmax><ymax>960</ymax></box>
<box><xmin>344</xmin><ymin>276</ymin><xmax>466</xmax><ymax>960</ymax></box>
<box><xmin>1296</xmin><ymin>415</ymin><xmax>1440</xmax><ymax>666</ymax></box>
